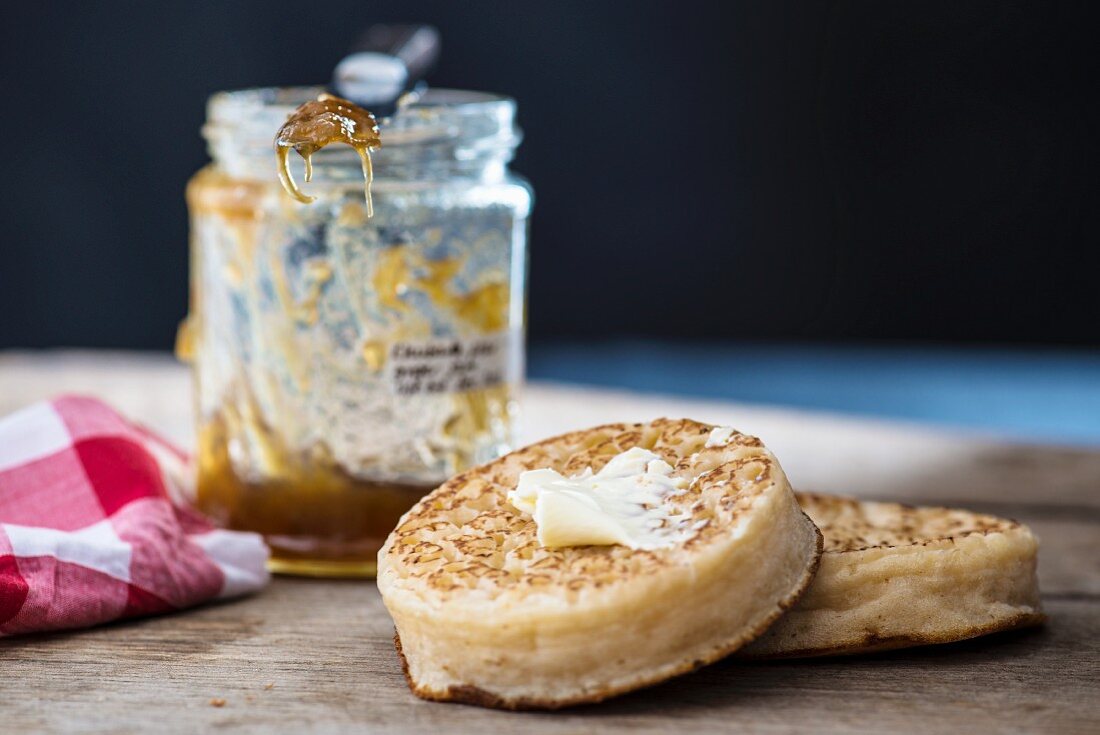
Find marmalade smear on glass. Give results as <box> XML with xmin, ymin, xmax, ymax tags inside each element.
<box><xmin>181</xmin><ymin>89</ymin><xmax>528</xmax><ymax>577</ymax></box>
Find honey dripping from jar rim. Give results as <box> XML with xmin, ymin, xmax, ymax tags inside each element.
<box><xmin>275</xmin><ymin>93</ymin><xmax>381</xmax><ymax>216</ymax></box>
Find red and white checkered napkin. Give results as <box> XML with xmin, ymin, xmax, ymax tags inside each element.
<box><xmin>0</xmin><ymin>396</ymin><xmax>268</xmax><ymax>636</ymax></box>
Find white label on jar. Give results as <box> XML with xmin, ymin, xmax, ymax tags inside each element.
<box><xmin>386</xmin><ymin>331</ymin><xmax>518</xmax><ymax>396</ymax></box>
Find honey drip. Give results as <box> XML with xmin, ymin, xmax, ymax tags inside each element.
<box><xmin>275</xmin><ymin>94</ymin><xmax>381</xmax><ymax>215</ymax></box>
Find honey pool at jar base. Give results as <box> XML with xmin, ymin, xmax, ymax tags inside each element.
<box><xmin>183</xmin><ymin>87</ymin><xmax>531</xmax><ymax>576</ymax></box>
<box><xmin>195</xmin><ymin>416</ymin><xmax>435</xmax><ymax>577</ymax></box>
<box><xmin>188</xmin><ymin>383</ymin><xmax>517</xmax><ymax>577</ymax></box>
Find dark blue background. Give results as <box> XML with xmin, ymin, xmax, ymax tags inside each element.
<box><xmin>1</xmin><ymin>1</ymin><xmax>1095</xmax><ymax>348</ymax></box>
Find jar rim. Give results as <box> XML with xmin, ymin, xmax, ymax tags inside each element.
<box><xmin>204</xmin><ymin>85</ymin><xmax>519</xmax><ymax>149</ymax></box>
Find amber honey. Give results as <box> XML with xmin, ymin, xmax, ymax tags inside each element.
<box><xmin>274</xmin><ymin>93</ymin><xmax>381</xmax><ymax>214</ymax></box>
<box><xmin>190</xmin><ymin>379</ymin><xmax>514</xmax><ymax>576</ymax></box>
<box><xmin>184</xmin><ymin>87</ymin><xmax>530</xmax><ymax>577</ymax></box>
<box><xmin>194</xmin><ymin>415</ymin><xmax>432</xmax><ymax>577</ymax></box>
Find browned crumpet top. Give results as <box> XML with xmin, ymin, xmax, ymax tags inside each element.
<box><xmin>382</xmin><ymin>418</ymin><xmax>782</xmax><ymax>603</ymax></box>
<box><xmin>796</xmin><ymin>491</ymin><xmax>1026</xmax><ymax>553</ymax></box>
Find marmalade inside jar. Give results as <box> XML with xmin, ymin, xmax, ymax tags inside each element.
<box><xmin>195</xmin><ymin>410</ymin><xmax>433</xmax><ymax>576</ymax></box>
<box><xmin>183</xmin><ymin>113</ymin><xmax>525</xmax><ymax>577</ymax></box>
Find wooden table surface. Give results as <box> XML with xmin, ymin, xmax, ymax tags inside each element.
<box><xmin>1</xmin><ymin>351</ymin><xmax>1098</xmax><ymax>734</ymax></box>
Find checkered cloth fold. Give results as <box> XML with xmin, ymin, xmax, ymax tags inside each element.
<box><xmin>0</xmin><ymin>396</ymin><xmax>268</xmax><ymax>636</ymax></box>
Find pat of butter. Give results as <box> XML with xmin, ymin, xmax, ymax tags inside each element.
<box><xmin>705</xmin><ymin>425</ymin><xmax>736</xmax><ymax>447</ymax></box>
<box><xmin>507</xmin><ymin>447</ymin><xmax>691</xmax><ymax>550</ymax></box>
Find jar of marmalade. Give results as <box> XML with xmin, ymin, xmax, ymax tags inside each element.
<box><xmin>179</xmin><ymin>87</ymin><xmax>531</xmax><ymax>577</ymax></box>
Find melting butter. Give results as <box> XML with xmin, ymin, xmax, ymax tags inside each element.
<box><xmin>705</xmin><ymin>426</ymin><xmax>736</xmax><ymax>448</ymax></box>
<box><xmin>274</xmin><ymin>94</ymin><xmax>382</xmax><ymax>215</ymax></box>
<box><xmin>508</xmin><ymin>447</ymin><xmax>694</xmax><ymax>550</ymax></box>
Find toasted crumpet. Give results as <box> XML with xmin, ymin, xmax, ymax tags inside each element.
<box><xmin>378</xmin><ymin>419</ymin><xmax>822</xmax><ymax>709</ymax></box>
<box><xmin>743</xmin><ymin>492</ymin><xmax>1043</xmax><ymax>658</ymax></box>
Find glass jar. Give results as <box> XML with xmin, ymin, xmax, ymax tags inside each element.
<box><xmin>179</xmin><ymin>86</ymin><xmax>531</xmax><ymax>577</ymax></box>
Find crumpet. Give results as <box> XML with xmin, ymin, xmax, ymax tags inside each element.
<box><xmin>377</xmin><ymin>419</ymin><xmax>822</xmax><ymax>709</ymax></box>
<box><xmin>743</xmin><ymin>492</ymin><xmax>1043</xmax><ymax>658</ymax></box>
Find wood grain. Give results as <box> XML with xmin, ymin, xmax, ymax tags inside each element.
<box><xmin>1</xmin><ymin>582</ymin><xmax>1096</xmax><ymax>735</ymax></box>
<box><xmin>0</xmin><ymin>351</ymin><xmax>1098</xmax><ymax>734</ymax></box>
